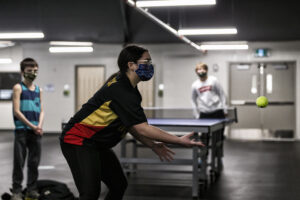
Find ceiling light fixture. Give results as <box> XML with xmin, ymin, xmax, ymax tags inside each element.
<box><xmin>0</xmin><ymin>58</ymin><xmax>13</xmax><ymax>64</ymax></box>
<box><xmin>136</xmin><ymin>0</ymin><xmax>216</xmax><ymax>7</ymax></box>
<box><xmin>178</xmin><ymin>28</ymin><xmax>238</xmax><ymax>35</ymax></box>
<box><xmin>198</xmin><ymin>42</ymin><xmax>249</xmax><ymax>50</ymax></box>
<box><xmin>50</xmin><ymin>41</ymin><xmax>93</xmax><ymax>46</ymax></box>
<box><xmin>0</xmin><ymin>41</ymin><xmax>15</xmax><ymax>48</ymax></box>
<box><xmin>0</xmin><ymin>32</ymin><xmax>44</xmax><ymax>39</ymax></box>
<box><xmin>49</xmin><ymin>47</ymin><xmax>93</xmax><ymax>53</ymax></box>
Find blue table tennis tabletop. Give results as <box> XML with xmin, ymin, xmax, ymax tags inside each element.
<box><xmin>147</xmin><ymin>118</ymin><xmax>234</xmax><ymax>133</ymax></box>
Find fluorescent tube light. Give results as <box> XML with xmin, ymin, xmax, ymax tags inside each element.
<box><xmin>178</xmin><ymin>28</ymin><xmax>237</xmax><ymax>35</ymax></box>
<box><xmin>137</xmin><ymin>0</ymin><xmax>216</xmax><ymax>7</ymax></box>
<box><xmin>0</xmin><ymin>58</ymin><xmax>12</xmax><ymax>64</ymax></box>
<box><xmin>198</xmin><ymin>41</ymin><xmax>248</xmax><ymax>50</ymax></box>
<box><xmin>50</xmin><ymin>41</ymin><xmax>93</xmax><ymax>46</ymax></box>
<box><xmin>199</xmin><ymin>44</ymin><xmax>248</xmax><ymax>50</ymax></box>
<box><xmin>49</xmin><ymin>47</ymin><xmax>93</xmax><ymax>53</ymax></box>
<box><xmin>0</xmin><ymin>32</ymin><xmax>44</xmax><ymax>39</ymax></box>
<box><xmin>0</xmin><ymin>41</ymin><xmax>15</xmax><ymax>48</ymax></box>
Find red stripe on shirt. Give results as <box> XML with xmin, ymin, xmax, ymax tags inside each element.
<box><xmin>198</xmin><ymin>85</ymin><xmax>212</xmax><ymax>93</ymax></box>
<box><xmin>63</xmin><ymin>123</ymin><xmax>105</xmax><ymax>145</ymax></box>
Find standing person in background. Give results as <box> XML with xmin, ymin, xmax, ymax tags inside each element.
<box><xmin>191</xmin><ymin>62</ymin><xmax>227</xmax><ymax>171</ymax></box>
<box><xmin>60</xmin><ymin>45</ymin><xmax>204</xmax><ymax>200</ymax></box>
<box><xmin>11</xmin><ymin>58</ymin><xmax>44</xmax><ymax>200</ymax></box>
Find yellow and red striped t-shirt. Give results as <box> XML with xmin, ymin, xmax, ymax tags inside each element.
<box><xmin>60</xmin><ymin>74</ymin><xmax>147</xmax><ymax>149</ymax></box>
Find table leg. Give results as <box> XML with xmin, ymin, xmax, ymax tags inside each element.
<box><xmin>121</xmin><ymin>139</ymin><xmax>129</xmax><ymax>173</ymax></box>
<box><xmin>133</xmin><ymin>139</ymin><xmax>137</xmax><ymax>171</ymax></box>
<box><xmin>192</xmin><ymin>144</ymin><xmax>199</xmax><ymax>198</ymax></box>
<box><xmin>198</xmin><ymin>132</ymin><xmax>209</xmax><ymax>195</ymax></box>
<box><xmin>216</xmin><ymin>128</ymin><xmax>224</xmax><ymax>174</ymax></box>
<box><xmin>210</xmin><ymin>130</ymin><xmax>216</xmax><ymax>179</ymax></box>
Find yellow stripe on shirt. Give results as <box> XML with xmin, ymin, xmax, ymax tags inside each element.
<box><xmin>107</xmin><ymin>77</ymin><xmax>117</xmax><ymax>87</ymax></box>
<box><xmin>80</xmin><ymin>100</ymin><xmax>117</xmax><ymax>126</ymax></box>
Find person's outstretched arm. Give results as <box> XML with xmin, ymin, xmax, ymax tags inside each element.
<box><xmin>130</xmin><ymin>122</ymin><xmax>204</xmax><ymax>147</ymax></box>
<box><xmin>130</xmin><ymin>129</ymin><xmax>175</xmax><ymax>161</ymax></box>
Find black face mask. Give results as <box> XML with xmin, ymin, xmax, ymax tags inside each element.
<box><xmin>197</xmin><ymin>72</ymin><xmax>207</xmax><ymax>78</ymax></box>
<box><xmin>23</xmin><ymin>72</ymin><xmax>37</xmax><ymax>81</ymax></box>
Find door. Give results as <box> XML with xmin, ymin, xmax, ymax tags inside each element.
<box><xmin>75</xmin><ymin>65</ymin><xmax>105</xmax><ymax>111</ymax></box>
<box><xmin>229</xmin><ymin>62</ymin><xmax>295</xmax><ymax>140</ymax></box>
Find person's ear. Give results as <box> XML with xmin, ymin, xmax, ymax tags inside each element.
<box><xmin>127</xmin><ymin>62</ymin><xmax>136</xmax><ymax>71</ymax></box>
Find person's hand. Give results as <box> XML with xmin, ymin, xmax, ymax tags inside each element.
<box><xmin>36</xmin><ymin>127</ymin><xmax>43</xmax><ymax>136</ymax></box>
<box><xmin>33</xmin><ymin>125</ymin><xmax>43</xmax><ymax>136</ymax></box>
<box><xmin>37</xmin><ymin>125</ymin><xmax>44</xmax><ymax>136</ymax></box>
<box><xmin>152</xmin><ymin>142</ymin><xmax>175</xmax><ymax>162</ymax></box>
<box><xmin>180</xmin><ymin>132</ymin><xmax>205</xmax><ymax>147</ymax></box>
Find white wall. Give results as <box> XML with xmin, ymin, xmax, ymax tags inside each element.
<box><xmin>0</xmin><ymin>45</ymin><xmax>23</xmax><ymax>71</ymax></box>
<box><xmin>0</xmin><ymin>45</ymin><xmax>23</xmax><ymax>129</ymax></box>
<box><xmin>147</xmin><ymin>42</ymin><xmax>300</xmax><ymax>139</ymax></box>
<box><xmin>0</xmin><ymin>41</ymin><xmax>299</xmax><ymax>139</ymax></box>
<box><xmin>0</xmin><ymin>43</ymin><xmax>122</xmax><ymax>132</ymax></box>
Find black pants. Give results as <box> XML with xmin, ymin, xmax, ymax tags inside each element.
<box><xmin>200</xmin><ymin>109</ymin><xmax>225</xmax><ymax>120</ymax></box>
<box><xmin>60</xmin><ymin>142</ymin><xmax>128</xmax><ymax>200</ymax></box>
<box><xmin>200</xmin><ymin>109</ymin><xmax>226</xmax><ymax>138</ymax></box>
<box><xmin>12</xmin><ymin>129</ymin><xmax>41</xmax><ymax>193</ymax></box>
<box><xmin>200</xmin><ymin>109</ymin><xmax>225</xmax><ymax>140</ymax></box>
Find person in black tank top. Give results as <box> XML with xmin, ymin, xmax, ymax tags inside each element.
<box><xmin>60</xmin><ymin>45</ymin><xmax>205</xmax><ymax>200</ymax></box>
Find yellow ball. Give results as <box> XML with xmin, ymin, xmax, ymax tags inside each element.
<box><xmin>256</xmin><ymin>96</ymin><xmax>268</xmax><ymax>108</ymax></box>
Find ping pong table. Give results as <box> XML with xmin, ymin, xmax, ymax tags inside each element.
<box><xmin>120</xmin><ymin>117</ymin><xmax>235</xmax><ymax>199</ymax></box>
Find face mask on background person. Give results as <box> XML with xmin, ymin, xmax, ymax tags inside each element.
<box><xmin>23</xmin><ymin>72</ymin><xmax>37</xmax><ymax>82</ymax></box>
<box><xmin>135</xmin><ymin>63</ymin><xmax>154</xmax><ymax>81</ymax></box>
<box><xmin>197</xmin><ymin>72</ymin><xmax>207</xmax><ymax>78</ymax></box>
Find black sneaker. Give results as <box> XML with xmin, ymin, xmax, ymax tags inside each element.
<box><xmin>25</xmin><ymin>190</ymin><xmax>40</xmax><ymax>200</ymax></box>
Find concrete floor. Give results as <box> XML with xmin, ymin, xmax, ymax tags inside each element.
<box><xmin>1</xmin><ymin>131</ymin><xmax>300</xmax><ymax>200</ymax></box>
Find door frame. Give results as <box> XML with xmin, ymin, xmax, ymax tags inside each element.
<box><xmin>228</xmin><ymin>60</ymin><xmax>297</xmax><ymax>139</ymax></box>
<box><xmin>228</xmin><ymin>60</ymin><xmax>297</xmax><ymax>105</ymax></box>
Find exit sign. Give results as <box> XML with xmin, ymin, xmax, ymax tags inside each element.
<box><xmin>255</xmin><ymin>48</ymin><xmax>270</xmax><ymax>57</ymax></box>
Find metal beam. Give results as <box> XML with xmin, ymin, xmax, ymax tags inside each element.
<box><xmin>120</xmin><ymin>0</ymin><xmax>131</xmax><ymax>46</ymax></box>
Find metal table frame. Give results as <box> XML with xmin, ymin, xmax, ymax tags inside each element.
<box><xmin>120</xmin><ymin>118</ymin><xmax>231</xmax><ymax>198</ymax></box>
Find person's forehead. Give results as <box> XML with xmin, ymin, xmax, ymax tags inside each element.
<box><xmin>24</xmin><ymin>66</ymin><xmax>38</xmax><ymax>71</ymax></box>
<box><xmin>196</xmin><ymin>65</ymin><xmax>206</xmax><ymax>70</ymax></box>
<box><xmin>141</xmin><ymin>51</ymin><xmax>151</xmax><ymax>60</ymax></box>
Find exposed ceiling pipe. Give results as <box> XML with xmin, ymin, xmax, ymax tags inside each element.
<box><xmin>126</xmin><ymin>0</ymin><xmax>205</xmax><ymax>53</ymax></box>
<box><xmin>120</xmin><ymin>0</ymin><xmax>131</xmax><ymax>46</ymax></box>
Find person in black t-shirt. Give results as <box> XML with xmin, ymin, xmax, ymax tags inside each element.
<box><xmin>60</xmin><ymin>45</ymin><xmax>204</xmax><ymax>200</ymax></box>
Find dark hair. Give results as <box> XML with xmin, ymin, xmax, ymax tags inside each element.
<box><xmin>106</xmin><ymin>45</ymin><xmax>148</xmax><ymax>83</ymax></box>
<box><xmin>117</xmin><ymin>45</ymin><xmax>148</xmax><ymax>74</ymax></box>
<box><xmin>20</xmin><ymin>58</ymin><xmax>38</xmax><ymax>72</ymax></box>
